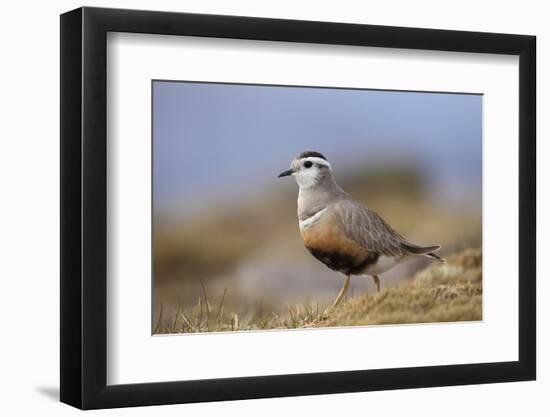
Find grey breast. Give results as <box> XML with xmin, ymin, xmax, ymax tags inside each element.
<box><xmin>297</xmin><ymin>177</ymin><xmax>348</xmax><ymax>222</ymax></box>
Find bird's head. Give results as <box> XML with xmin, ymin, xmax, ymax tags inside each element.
<box><xmin>278</xmin><ymin>151</ymin><xmax>333</xmax><ymax>189</ymax></box>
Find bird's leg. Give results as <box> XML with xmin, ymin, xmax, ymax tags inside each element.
<box><xmin>314</xmin><ymin>275</ymin><xmax>351</xmax><ymax>323</ymax></box>
<box><xmin>332</xmin><ymin>275</ymin><xmax>351</xmax><ymax>309</ymax></box>
<box><xmin>372</xmin><ymin>275</ymin><xmax>381</xmax><ymax>292</ymax></box>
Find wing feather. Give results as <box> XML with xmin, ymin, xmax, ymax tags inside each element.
<box><xmin>332</xmin><ymin>200</ymin><xmax>406</xmax><ymax>257</ymax></box>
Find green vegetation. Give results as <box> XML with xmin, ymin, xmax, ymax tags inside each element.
<box><xmin>154</xmin><ymin>248</ymin><xmax>482</xmax><ymax>334</ymax></box>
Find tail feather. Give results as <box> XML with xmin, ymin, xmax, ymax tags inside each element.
<box><xmin>401</xmin><ymin>242</ymin><xmax>446</xmax><ymax>263</ymax></box>
<box><xmin>425</xmin><ymin>251</ymin><xmax>446</xmax><ymax>263</ymax></box>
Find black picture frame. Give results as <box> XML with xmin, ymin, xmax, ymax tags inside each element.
<box><xmin>60</xmin><ymin>6</ymin><xmax>536</xmax><ymax>410</ymax></box>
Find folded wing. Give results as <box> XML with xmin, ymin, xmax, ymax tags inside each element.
<box><xmin>333</xmin><ymin>199</ymin><xmax>444</xmax><ymax>261</ymax></box>
<box><xmin>332</xmin><ymin>199</ymin><xmax>406</xmax><ymax>257</ymax></box>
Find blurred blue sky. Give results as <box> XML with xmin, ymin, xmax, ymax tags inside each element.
<box><xmin>153</xmin><ymin>81</ymin><xmax>481</xmax><ymax>215</ymax></box>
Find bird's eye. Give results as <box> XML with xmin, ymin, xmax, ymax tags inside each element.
<box><xmin>304</xmin><ymin>161</ymin><xmax>313</xmax><ymax>168</ymax></box>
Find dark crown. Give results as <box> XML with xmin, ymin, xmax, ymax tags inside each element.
<box><xmin>297</xmin><ymin>151</ymin><xmax>327</xmax><ymax>160</ymax></box>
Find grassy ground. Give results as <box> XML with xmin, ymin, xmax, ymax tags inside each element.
<box><xmin>154</xmin><ymin>248</ymin><xmax>482</xmax><ymax>334</ymax></box>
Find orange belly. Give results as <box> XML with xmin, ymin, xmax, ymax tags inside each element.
<box><xmin>300</xmin><ymin>215</ymin><xmax>368</xmax><ymax>265</ymax></box>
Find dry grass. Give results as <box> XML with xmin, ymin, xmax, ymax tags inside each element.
<box><xmin>318</xmin><ymin>248</ymin><xmax>482</xmax><ymax>327</ymax></box>
<box><xmin>154</xmin><ymin>248</ymin><xmax>482</xmax><ymax>334</ymax></box>
<box><xmin>154</xmin><ymin>287</ymin><xmax>325</xmax><ymax>333</ymax></box>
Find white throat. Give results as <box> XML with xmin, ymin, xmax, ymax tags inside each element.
<box><xmin>295</xmin><ymin>170</ymin><xmax>319</xmax><ymax>189</ymax></box>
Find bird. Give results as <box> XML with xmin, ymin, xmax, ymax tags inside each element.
<box><xmin>278</xmin><ymin>151</ymin><xmax>445</xmax><ymax>310</ymax></box>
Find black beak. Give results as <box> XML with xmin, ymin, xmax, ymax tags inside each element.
<box><xmin>278</xmin><ymin>169</ymin><xmax>294</xmax><ymax>178</ymax></box>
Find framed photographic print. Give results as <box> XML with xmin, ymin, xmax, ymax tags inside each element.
<box><xmin>60</xmin><ymin>6</ymin><xmax>536</xmax><ymax>409</ymax></box>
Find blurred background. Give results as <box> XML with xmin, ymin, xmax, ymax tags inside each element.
<box><xmin>152</xmin><ymin>81</ymin><xmax>482</xmax><ymax>332</ymax></box>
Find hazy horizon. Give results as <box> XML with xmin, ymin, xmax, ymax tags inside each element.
<box><xmin>153</xmin><ymin>81</ymin><xmax>482</xmax><ymax>218</ymax></box>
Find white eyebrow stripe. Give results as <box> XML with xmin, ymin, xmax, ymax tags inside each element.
<box><xmin>299</xmin><ymin>207</ymin><xmax>328</xmax><ymax>230</ymax></box>
<box><xmin>301</xmin><ymin>157</ymin><xmax>332</xmax><ymax>169</ymax></box>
